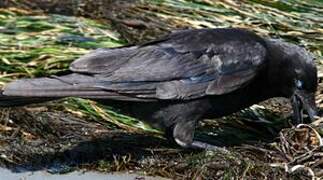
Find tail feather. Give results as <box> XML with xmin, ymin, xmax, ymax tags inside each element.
<box><xmin>2</xmin><ymin>74</ymin><xmax>109</xmax><ymax>97</ymax></box>
<box><xmin>1</xmin><ymin>74</ymin><xmax>153</xmax><ymax>107</ymax></box>
<box><xmin>0</xmin><ymin>91</ymin><xmax>56</xmax><ymax>107</ymax></box>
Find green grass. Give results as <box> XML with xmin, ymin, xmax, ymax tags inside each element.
<box><xmin>146</xmin><ymin>0</ymin><xmax>322</xmax><ymax>56</ymax></box>
<box><xmin>0</xmin><ymin>8</ymin><xmax>158</xmax><ymax>133</ymax></box>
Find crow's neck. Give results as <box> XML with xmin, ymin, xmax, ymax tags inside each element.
<box><xmin>264</xmin><ymin>38</ymin><xmax>295</xmax><ymax>98</ymax></box>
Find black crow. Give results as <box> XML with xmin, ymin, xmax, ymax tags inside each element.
<box><xmin>0</xmin><ymin>28</ymin><xmax>318</xmax><ymax>149</ymax></box>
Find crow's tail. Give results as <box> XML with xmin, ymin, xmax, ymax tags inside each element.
<box><xmin>0</xmin><ymin>73</ymin><xmax>100</xmax><ymax>107</ymax></box>
<box><xmin>0</xmin><ymin>73</ymin><xmax>145</xmax><ymax>107</ymax></box>
<box><xmin>0</xmin><ymin>90</ymin><xmax>57</xmax><ymax>107</ymax></box>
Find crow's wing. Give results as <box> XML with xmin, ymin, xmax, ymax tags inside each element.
<box><xmin>4</xmin><ymin>29</ymin><xmax>267</xmax><ymax>101</ymax></box>
<box><xmin>69</xmin><ymin>29</ymin><xmax>267</xmax><ymax>100</ymax></box>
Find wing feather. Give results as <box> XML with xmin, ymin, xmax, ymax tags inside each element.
<box><xmin>68</xmin><ymin>28</ymin><xmax>267</xmax><ymax>100</ymax></box>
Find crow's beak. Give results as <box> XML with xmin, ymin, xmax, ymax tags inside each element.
<box><xmin>291</xmin><ymin>90</ymin><xmax>318</xmax><ymax>125</ymax></box>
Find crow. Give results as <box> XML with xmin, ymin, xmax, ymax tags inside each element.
<box><xmin>0</xmin><ymin>28</ymin><xmax>318</xmax><ymax>149</ymax></box>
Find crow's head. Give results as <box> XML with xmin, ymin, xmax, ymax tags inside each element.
<box><xmin>268</xmin><ymin>39</ymin><xmax>318</xmax><ymax>124</ymax></box>
<box><xmin>289</xmin><ymin>48</ymin><xmax>318</xmax><ymax>124</ymax></box>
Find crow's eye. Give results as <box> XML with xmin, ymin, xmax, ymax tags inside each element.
<box><xmin>295</xmin><ymin>80</ymin><xmax>303</xmax><ymax>89</ymax></box>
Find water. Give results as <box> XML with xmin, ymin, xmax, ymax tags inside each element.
<box><xmin>0</xmin><ymin>168</ymin><xmax>166</xmax><ymax>180</ymax></box>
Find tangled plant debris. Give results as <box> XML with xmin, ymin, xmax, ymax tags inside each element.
<box><xmin>0</xmin><ymin>0</ymin><xmax>322</xmax><ymax>179</ymax></box>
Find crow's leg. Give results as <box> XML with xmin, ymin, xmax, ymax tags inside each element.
<box><xmin>170</xmin><ymin>119</ymin><xmax>228</xmax><ymax>152</ymax></box>
<box><xmin>171</xmin><ymin>119</ymin><xmax>195</xmax><ymax>148</ymax></box>
<box><xmin>156</xmin><ymin>99</ymin><xmax>227</xmax><ymax>151</ymax></box>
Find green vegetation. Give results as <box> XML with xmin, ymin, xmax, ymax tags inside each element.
<box><xmin>0</xmin><ymin>8</ymin><xmax>159</xmax><ymax>133</ymax></box>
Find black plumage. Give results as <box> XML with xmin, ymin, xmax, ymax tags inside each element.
<box><xmin>0</xmin><ymin>28</ymin><xmax>318</xmax><ymax>149</ymax></box>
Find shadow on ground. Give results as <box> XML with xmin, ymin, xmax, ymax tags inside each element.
<box><xmin>0</xmin><ymin>102</ymin><xmax>289</xmax><ymax>174</ymax></box>
<box><xmin>3</xmin><ymin>96</ymin><xmax>319</xmax><ymax>179</ymax></box>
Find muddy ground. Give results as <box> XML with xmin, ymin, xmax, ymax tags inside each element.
<box><xmin>0</xmin><ymin>0</ymin><xmax>323</xmax><ymax>179</ymax></box>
